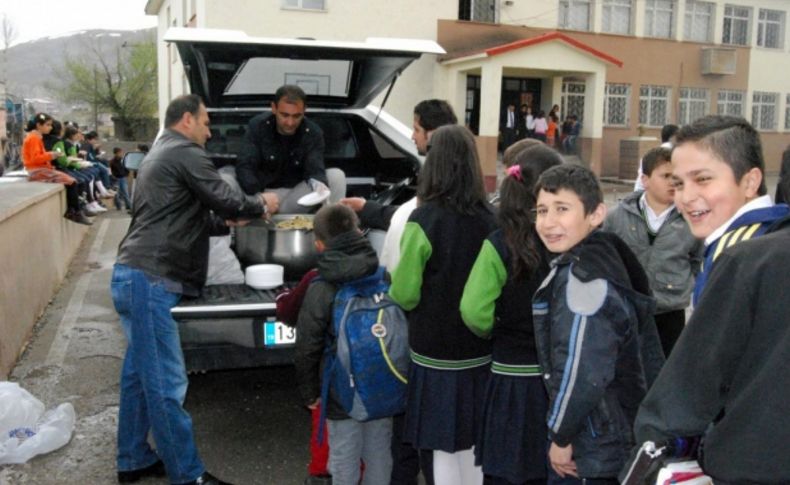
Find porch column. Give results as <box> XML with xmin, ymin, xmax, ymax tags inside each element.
<box><xmin>478</xmin><ymin>63</ymin><xmax>503</xmax><ymax>192</ymax></box>
<box><xmin>445</xmin><ymin>69</ymin><xmax>467</xmax><ymax>124</ymax></box>
<box><xmin>582</xmin><ymin>71</ymin><xmax>605</xmax><ymax>175</ymax></box>
<box><xmin>479</xmin><ymin>63</ymin><xmax>502</xmax><ymax>137</ymax></box>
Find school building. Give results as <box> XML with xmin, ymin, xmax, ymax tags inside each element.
<box><xmin>144</xmin><ymin>0</ymin><xmax>790</xmax><ymax>178</ymax></box>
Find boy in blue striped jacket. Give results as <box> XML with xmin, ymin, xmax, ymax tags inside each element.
<box><xmin>531</xmin><ymin>164</ymin><xmax>664</xmax><ymax>484</ymax></box>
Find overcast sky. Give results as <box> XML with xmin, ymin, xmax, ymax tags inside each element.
<box><xmin>1</xmin><ymin>0</ymin><xmax>157</xmax><ymax>46</ymax></box>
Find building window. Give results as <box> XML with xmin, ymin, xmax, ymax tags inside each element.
<box><xmin>639</xmin><ymin>85</ymin><xmax>671</xmax><ymax>127</ymax></box>
<box><xmin>717</xmin><ymin>89</ymin><xmax>745</xmax><ymax>117</ymax></box>
<box><xmin>459</xmin><ymin>0</ymin><xmax>498</xmax><ymax>22</ymax></box>
<box><xmin>645</xmin><ymin>0</ymin><xmax>676</xmax><ymax>38</ymax></box>
<box><xmin>559</xmin><ymin>0</ymin><xmax>592</xmax><ymax>31</ymax></box>
<box><xmin>684</xmin><ymin>1</ymin><xmax>714</xmax><ymax>42</ymax></box>
<box><xmin>757</xmin><ymin>9</ymin><xmax>785</xmax><ymax>49</ymax></box>
<box><xmin>752</xmin><ymin>91</ymin><xmax>778</xmax><ymax>131</ymax></box>
<box><xmin>679</xmin><ymin>87</ymin><xmax>709</xmax><ymax>125</ymax></box>
<box><xmin>602</xmin><ymin>0</ymin><xmax>632</xmax><ymax>34</ymax></box>
<box><xmin>561</xmin><ymin>79</ymin><xmax>586</xmax><ymax>123</ymax></box>
<box><xmin>786</xmin><ymin>94</ymin><xmax>790</xmax><ymax>130</ymax></box>
<box><xmin>282</xmin><ymin>0</ymin><xmax>325</xmax><ymax>10</ymax></box>
<box><xmin>722</xmin><ymin>5</ymin><xmax>751</xmax><ymax>45</ymax></box>
<box><xmin>604</xmin><ymin>83</ymin><xmax>630</xmax><ymax>126</ymax></box>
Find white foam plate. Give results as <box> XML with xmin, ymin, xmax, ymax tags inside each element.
<box><xmin>297</xmin><ymin>190</ymin><xmax>330</xmax><ymax>206</ymax></box>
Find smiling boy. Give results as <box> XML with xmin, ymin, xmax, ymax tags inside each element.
<box><xmin>531</xmin><ymin>164</ymin><xmax>664</xmax><ymax>484</ymax></box>
<box><xmin>670</xmin><ymin>115</ymin><xmax>789</xmax><ymax>304</ymax></box>
<box><xmin>631</xmin><ymin>115</ymin><xmax>790</xmax><ymax>483</ymax></box>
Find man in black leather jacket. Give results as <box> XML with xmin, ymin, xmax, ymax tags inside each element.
<box><xmin>237</xmin><ymin>84</ymin><xmax>338</xmax><ymax>214</ymax></box>
<box><xmin>112</xmin><ymin>94</ymin><xmax>266</xmax><ymax>485</ymax></box>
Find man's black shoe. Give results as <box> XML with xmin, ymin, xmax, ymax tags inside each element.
<box><xmin>117</xmin><ymin>459</ymin><xmax>166</xmax><ymax>483</ymax></box>
<box><xmin>180</xmin><ymin>472</ymin><xmax>233</xmax><ymax>485</ymax></box>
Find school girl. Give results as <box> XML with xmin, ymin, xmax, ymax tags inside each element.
<box><xmin>21</xmin><ymin>113</ymin><xmax>90</xmax><ymax>225</ymax></box>
<box><xmin>389</xmin><ymin>125</ymin><xmax>497</xmax><ymax>485</ymax></box>
<box><xmin>461</xmin><ymin>144</ymin><xmax>562</xmax><ymax>485</ymax></box>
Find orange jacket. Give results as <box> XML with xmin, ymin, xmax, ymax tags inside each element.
<box><xmin>22</xmin><ymin>132</ymin><xmax>54</xmax><ymax>170</ymax></box>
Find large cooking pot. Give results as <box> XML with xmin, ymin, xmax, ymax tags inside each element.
<box><xmin>235</xmin><ymin>214</ymin><xmax>317</xmax><ymax>281</ymax></box>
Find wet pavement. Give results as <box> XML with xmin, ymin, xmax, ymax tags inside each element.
<box><xmin>1</xmin><ymin>212</ymin><xmax>311</xmax><ymax>485</ymax></box>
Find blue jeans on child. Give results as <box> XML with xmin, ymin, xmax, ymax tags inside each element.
<box><xmin>111</xmin><ymin>263</ymin><xmax>204</xmax><ymax>484</ymax></box>
<box><xmin>114</xmin><ymin>177</ymin><xmax>132</xmax><ymax>210</ymax></box>
<box><xmin>328</xmin><ymin>417</ymin><xmax>393</xmax><ymax>485</ymax></box>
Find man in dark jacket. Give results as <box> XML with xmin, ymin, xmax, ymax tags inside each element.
<box><xmin>632</xmin><ymin>213</ymin><xmax>790</xmax><ymax>483</ymax></box>
<box><xmin>237</xmin><ymin>84</ymin><xmax>342</xmax><ymax>214</ymax></box>
<box><xmin>112</xmin><ymin>94</ymin><xmax>266</xmax><ymax>485</ymax></box>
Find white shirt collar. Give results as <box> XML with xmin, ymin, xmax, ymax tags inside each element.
<box><xmin>704</xmin><ymin>195</ymin><xmax>773</xmax><ymax>246</ymax></box>
<box><xmin>639</xmin><ymin>192</ymin><xmax>674</xmax><ymax>232</ymax></box>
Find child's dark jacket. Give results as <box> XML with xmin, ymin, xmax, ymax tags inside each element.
<box><xmin>634</xmin><ymin>214</ymin><xmax>790</xmax><ymax>483</ymax></box>
<box><xmin>532</xmin><ymin>230</ymin><xmax>664</xmax><ymax>478</ymax></box>
<box><xmin>294</xmin><ymin>231</ymin><xmax>379</xmax><ymax>420</ymax></box>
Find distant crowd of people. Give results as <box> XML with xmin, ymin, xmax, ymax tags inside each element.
<box><xmin>501</xmin><ymin>103</ymin><xmax>581</xmax><ymax>155</ymax></box>
<box><xmin>20</xmin><ymin>113</ymin><xmax>145</xmax><ymax>225</ymax></box>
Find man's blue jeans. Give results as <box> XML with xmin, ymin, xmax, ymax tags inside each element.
<box><xmin>111</xmin><ymin>263</ymin><xmax>204</xmax><ymax>484</ymax></box>
<box><xmin>114</xmin><ymin>177</ymin><xmax>132</xmax><ymax>210</ymax></box>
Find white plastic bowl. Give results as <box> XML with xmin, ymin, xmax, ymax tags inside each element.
<box><xmin>245</xmin><ymin>264</ymin><xmax>284</xmax><ymax>290</ymax></box>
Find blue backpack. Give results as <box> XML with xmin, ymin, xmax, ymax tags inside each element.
<box><xmin>319</xmin><ymin>267</ymin><xmax>409</xmax><ymax>427</ymax></box>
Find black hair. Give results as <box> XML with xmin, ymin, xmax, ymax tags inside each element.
<box><xmin>499</xmin><ymin>144</ymin><xmax>563</xmax><ymax>279</ymax></box>
<box><xmin>417</xmin><ymin>125</ymin><xmax>487</xmax><ymax>215</ymax></box>
<box><xmin>113</xmin><ymin>147</ymin><xmax>123</xmax><ymax>155</ymax></box>
<box><xmin>502</xmin><ymin>138</ymin><xmax>543</xmax><ymax>167</ymax></box>
<box><xmin>25</xmin><ymin>113</ymin><xmax>52</xmax><ymax>132</ymax></box>
<box><xmin>137</xmin><ymin>144</ymin><xmax>150</xmax><ymax>153</ymax></box>
<box><xmin>674</xmin><ymin>115</ymin><xmax>766</xmax><ymax>196</ymax></box>
<box><xmin>413</xmin><ymin>99</ymin><xmax>457</xmax><ymax>132</ymax></box>
<box><xmin>84</xmin><ymin>131</ymin><xmax>99</xmax><ymax>140</ymax></box>
<box><xmin>642</xmin><ymin>146</ymin><xmax>672</xmax><ymax>177</ymax></box>
<box><xmin>51</xmin><ymin>120</ymin><xmax>63</xmax><ymax>137</ymax></box>
<box><xmin>535</xmin><ymin>164</ymin><xmax>603</xmax><ymax>215</ymax></box>
<box><xmin>274</xmin><ymin>84</ymin><xmax>307</xmax><ymax>105</ymax></box>
<box><xmin>164</xmin><ymin>94</ymin><xmax>204</xmax><ymax>128</ymax></box>
<box><xmin>64</xmin><ymin>125</ymin><xmax>79</xmax><ymax>140</ymax></box>
<box><xmin>313</xmin><ymin>204</ymin><xmax>360</xmax><ymax>243</ymax></box>
<box><xmin>660</xmin><ymin>124</ymin><xmax>680</xmax><ymax>143</ymax></box>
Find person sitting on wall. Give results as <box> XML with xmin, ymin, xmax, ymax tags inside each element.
<box><xmin>236</xmin><ymin>84</ymin><xmax>345</xmax><ymax>214</ymax></box>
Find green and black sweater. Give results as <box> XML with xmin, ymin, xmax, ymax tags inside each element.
<box><xmin>389</xmin><ymin>200</ymin><xmax>497</xmax><ymax>369</ymax></box>
<box><xmin>460</xmin><ymin>229</ymin><xmax>549</xmax><ymax>376</ymax></box>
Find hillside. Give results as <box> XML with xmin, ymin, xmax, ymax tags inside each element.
<box><xmin>3</xmin><ymin>27</ymin><xmax>156</xmax><ymax>123</ymax></box>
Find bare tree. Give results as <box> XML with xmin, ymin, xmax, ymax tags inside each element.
<box><xmin>1</xmin><ymin>14</ymin><xmax>18</xmax><ymax>87</ymax></box>
<box><xmin>50</xmin><ymin>33</ymin><xmax>157</xmax><ymax>140</ymax></box>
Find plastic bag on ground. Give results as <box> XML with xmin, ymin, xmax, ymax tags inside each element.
<box><xmin>0</xmin><ymin>382</ymin><xmax>76</xmax><ymax>465</ymax></box>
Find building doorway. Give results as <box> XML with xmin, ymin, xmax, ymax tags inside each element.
<box><xmin>502</xmin><ymin>77</ymin><xmax>542</xmax><ymax>115</ymax></box>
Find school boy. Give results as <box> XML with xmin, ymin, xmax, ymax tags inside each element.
<box><xmin>668</xmin><ymin>115</ymin><xmax>789</xmax><ymax>304</ymax></box>
<box><xmin>630</xmin><ymin>115</ymin><xmax>790</xmax><ymax>483</ymax></box>
<box><xmin>604</xmin><ymin>147</ymin><xmax>702</xmax><ymax>355</ymax></box>
<box><xmin>294</xmin><ymin>204</ymin><xmax>392</xmax><ymax>485</ymax></box>
<box><xmin>531</xmin><ymin>164</ymin><xmax>664</xmax><ymax>483</ymax></box>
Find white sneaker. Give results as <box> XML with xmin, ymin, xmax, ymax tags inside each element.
<box><xmin>89</xmin><ymin>201</ymin><xmax>108</xmax><ymax>213</ymax></box>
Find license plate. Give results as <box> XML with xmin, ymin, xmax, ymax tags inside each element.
<box><xmin>263</xmin><ymin>318</ymin><xmax>296</xmax><ymax>346</ymax></box>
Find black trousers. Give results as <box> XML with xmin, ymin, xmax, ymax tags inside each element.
<box><xmin>390</xmin><ymin>413</ymin><xmax>434</xmax><ymax>485</ymax></box>
<box><xmin>655</xmin><ymin>309</ymin><xmax>686</xmax><ymax>357</ymax></box>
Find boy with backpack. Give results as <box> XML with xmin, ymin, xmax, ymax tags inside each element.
<box><xmin>295</xmin><ymin>204</ymin><xmax>407</xmax><ymax>485</ymax></box>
